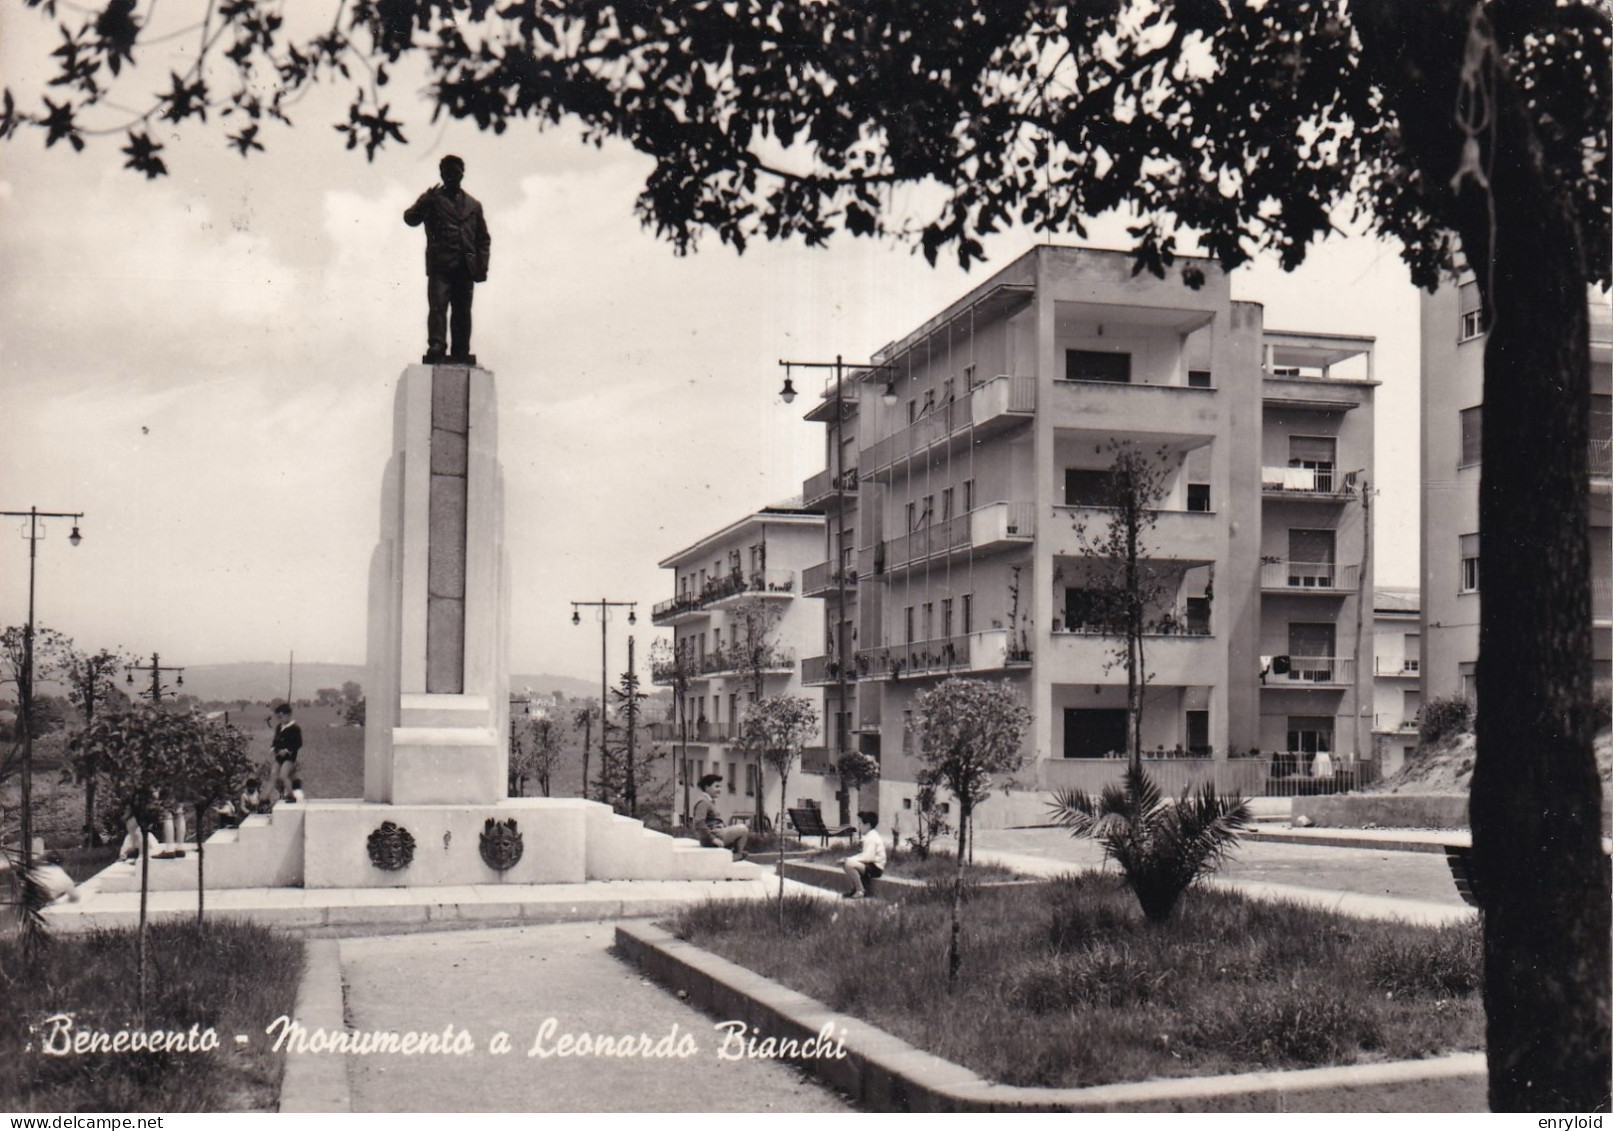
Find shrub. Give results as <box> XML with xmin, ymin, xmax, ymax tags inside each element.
<box><xmin>1419</xmin><ymin>694</ymin><xmax>1474</xmax><ymax>745</ymax></box>
<box><xmin>1049</xmin><ymin>769</ymin><xmax>1251</xmax><ymax>922</ymax></box>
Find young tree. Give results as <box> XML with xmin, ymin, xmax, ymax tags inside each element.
<box><xmin>834</xmin><ymin>749</ymin><xmax>881</xmax><ymax>824</ymax></box>
<box><xmin>601</xmin><ymin>659</ymin><xmax>651</xmax><ymax>816</ymax></box>
<box><xmin>572</xmin><ymin>702</ymin><xmax>599</xmax><ymax>799</ymax></box>
<box><xmin>728</xmin><ymin>595</ymin><xmax>786</xmax><ymax>828</ymax></box>
<box><xmin>911</xmin><ymin>678</ymin><xmax>1031</xmax><ymax>989</ymax></box>
<box><xmin>1069</xmin><ymin>441</ymin><xmax>1175</xmax><ymax>773</ymax></box>
<box><xmin>8</xmin><ymin>0</ymin><xmax>1608</xmax><ymax>1105</ymax></box>
<box><xmin>650</xmin><ymin>637</ymin><xmax>701</xmax><ymax>823</ymax></box>
<box><xmin>70</xmin><ymin>706</ymin><xmax>194</xmax><ymax>1013</ymax></box>
<box><xmin>167</xmin><ymin>714</ymin><xmax>253</xmax><ymax>926</ymax></box>
<box><xmin>517</xmin><ymin>714</ymin><xmax>564</xmax><ymax>798</ymax></box>
<box><xmin>738</xmin><ymin>694</ymin><xmax>818</xmax><ymax>923</ymax></box>
<box><xmin>62</xmin><ymin>645</ymin><xmax>134</xmax><ymax>845</ymax></box>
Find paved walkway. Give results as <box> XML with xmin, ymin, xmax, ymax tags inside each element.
<box><xmin>328</xmin><ymin>921</ymin><xmax>852</xmax><ymax>1112</ymax></box>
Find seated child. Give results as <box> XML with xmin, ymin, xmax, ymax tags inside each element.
<box><xmin>841</xmin><ymin>811</ymin><xmax>886</xmax><ymax>898</ymax></box>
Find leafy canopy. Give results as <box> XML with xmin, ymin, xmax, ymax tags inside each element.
<box><xmin>912</xmin><ymin>677</ymin><xmax>1032</xmax><ymax>811</ymax></box>
<box><xmin>6</xmin><ymin>1</ymin><xmax>1605</xmax><ymax>287</ymax></box>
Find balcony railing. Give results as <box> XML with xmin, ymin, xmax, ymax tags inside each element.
<box><xmin>802</xmin><ymin>654</ymin><xmax>859</xmax><ymax>686</ymax></box>
<box><xmin>1262</xmin><ymin>655</ymin><xmax>1357</xmax><ymax>686</ymax></box>
<box><xmin>1259</xmin><ymin>560</ymin><xmax>1361</xmax><ymax>592</ymax></box>
<box><xmin>1374</xmin><ymin>656</ymin><xmax>1421</xmax><ymax>675</ymax></box>
<box><xmin>1593</xmin><ymin>438</ymin><xmax>1611</xmax><ymax>480</ymax></box>
<box><xmin>1260</xmin><ymin>466</ymin><xmax>1357</xmax><ymax>497</ymax></box>
<box><xmin>1596</xmin><ymin>576</ymin><xmax>1612</xmax><ymax>620</ymax></box>
<box><xmin>651</xmin><ymin>568</ymin><xmax>796</xmax><ymax>624</ymax></box>
<box><xmin>1041</xmin><ymin>753</ymin><xmax>1378</xmax><ymax>799</ymax></box>
<box><xmin>803</xmin><ymin>560</ymin><xmax>858</xmax><ymax>598</ymax></box>
<box><xmin>859</xmin><ymin>374</ymin><xmax>1035</xmax><ymax>476</ymax></box>
<box><xmin>877</xmin><ymin>502</ymin><xmax>1035</xmax><ymax>575</ymax></box>
<box><xmin>857</xmin><ymin>629</ymin><xmax>1031</xmax><ymax>681</ymax></box>
<box><xmin>695</xmin><ymin>644</ymin><xmax>796</xmax><ymax>678</ymax></box>
<box><xmin>802</xmin><ymin>467</ymin><xmax>860</xmax><ymax>510</ymax></box>
<box><xmin>647</xmin><ymin>720</ymin><xmax>738</xmax><ymax>743</ymax></box>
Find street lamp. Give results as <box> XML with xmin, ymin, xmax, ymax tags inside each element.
<box><xmin>570</xmin><ymin>598</ymin><xmax>636</xmax><ymax>800</ymax></box>
<box><xmin>777</xmin><ymin>356</ymin><xmax>895</xmax><ymax>788</ymax></box>
<box><xmin>2</xmin><ymin>506</ymin><xmax>83</xmax><ymax>869</ymax></box>
<box><xmin>126</xmin><ymin>652</ymin><xmax>185</xmax><ymax>705</ymax></box>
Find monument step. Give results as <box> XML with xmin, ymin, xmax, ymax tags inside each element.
<box><xmin>391</xmin><ymin>725</ymin><xmax>498</xmax><ymax>747</ymax></box>
<box><xmin>398</xmin><ymin>693</ymin><xmax>492</xmax><ymax>728</ymax></box>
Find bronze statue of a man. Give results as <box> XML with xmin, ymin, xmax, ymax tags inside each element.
<box><xmin>404</xmin><ymin>155</ymin><xmax>490</xmax><ymax>364</ymax></box>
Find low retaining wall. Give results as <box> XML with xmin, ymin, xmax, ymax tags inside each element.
<box><xmin>615</xmin><ymin>922</ymin><xmax>1486</xmax><ymax>1112</ymax></box>
<box><xmin>1292</xmin><ymin>794</ymin><xmax>1469</xmax><ymax>829</ymax></box>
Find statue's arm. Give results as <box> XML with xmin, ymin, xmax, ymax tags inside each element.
<box><xmin>403</xmin><ymin>188</ymin><xmax>435</xmax><ymax>227</ymax></box>
<box><xmin>475</xmin><ymin>207</ymin><xmax>491</xmax><ymax>281</ymax></box>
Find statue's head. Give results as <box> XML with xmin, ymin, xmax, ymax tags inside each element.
<box><xmin>440</xmin><ymin>154</ymin><xmax>465</xmax><ymax>188</ymax></box>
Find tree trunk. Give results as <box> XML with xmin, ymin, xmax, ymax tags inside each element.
<box><xmin>138</xmin><ymin>831</ymin><xmax>149</xmax><ymax>1019</ymax></box>
<box><xmin>777</xmin><ymin>769</ymin><xmax>788</xmax><ymax>928</ymax></box>
<box><xmin>1355</xmin><ymin>1</ymin><xmax>1611</xmax><ymax>1109</ymax></box>
<box><xmin>946</xmin><ymin>801</ymin><xmax>970</xmax><ymax>989</ymax></box>
<box><xmin>195</xmin><ymin>803</ymin><xmax>206</xmax><ymax>928</ymax></box>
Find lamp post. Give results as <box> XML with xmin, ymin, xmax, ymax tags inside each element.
<box><xmin>777</xmin><ymin>357</ymin><xmax>894</xmax><ymax>801</ymax></box>
<box><xmin>570</xmin><ymin>599</ymin><xmax>636</xmax><ymax>801</ymax></box>
<box><xmin>2</xmin><ymin>506</ymin><xmax>83</xmax><ymax>868</ymax></box>
<box><xmin>126</xmin><ymin>652</ymin><xmax>185</xmax><ymax>705</ymax></box>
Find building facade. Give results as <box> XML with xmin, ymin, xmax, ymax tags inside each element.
<box><xmin>650</xmin><ymin>504</ymin><xmax>831</xmax><ymax>826</ymax></box>
<box><xmin>1370</xmin><ymin>586</ymin><xmax>1422</xmax><ymax>779</ymax></box>
<box><xmin>794</xmin><ymin>246</ymin><xmax>1377</xmax><ymax>829</ymax></box>
<box><xmin>1419</xmin><ymin>281</ymin><xmax>1612</xmax><ymax>706</ymax></box>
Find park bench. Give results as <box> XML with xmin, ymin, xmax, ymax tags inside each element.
<box><xmin>787</xmin><ymin>807</ymin><xmax>857</xmax><ymax>848</ymax></box>
<box><xmin>1444</xmin><ymin>845</ymin><xmax>1481</xmax><ymax>909</ymax></box>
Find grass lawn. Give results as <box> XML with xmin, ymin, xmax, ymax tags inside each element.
<box><xmin>1</xmin><ymin>920</ymin><xmax>302</xmax><ymax>1111</ymax></box>
<box><xmin>796</xmin><ymin>846</ymin><xmax>1028</xmax><ymax>883</ymax></box>
<box><xmin>669</xmin><ymin>873</ymin><xmax>1483</xmax><ymax>1089</ymax></box>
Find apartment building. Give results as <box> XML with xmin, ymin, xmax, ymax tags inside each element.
<box><xmin>650</xmin><ymin>504</ymin><xmax>829</xmax><ymax>825</ymax></box>
<box><xmin>1419</xmin><ymin>281</ymin><xmax>1613</xmax><ymax>704</ymax></box>
<box><xmin>793</xmin><ymin>245</ymin><xmax>1377</xmax><ymax>827</ymax></box>
<box><xmin>1371</xmin><ymin>586</ymin><xmax>1422</xmax><ymax>778</ymax></box>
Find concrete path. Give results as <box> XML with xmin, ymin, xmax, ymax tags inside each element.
<box><xmin>325</xmin><ymin>921</ymin><xmax>853</xmax><ymax>1113</ymax></box>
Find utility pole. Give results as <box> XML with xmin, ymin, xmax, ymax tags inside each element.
<box><xmin>1354</xmin><ymin>474</ymin><xmax>1371</xmax><ymax>773</ymax></box>
<box><xmin>625</xmin><ymin>635</ymin><xmax>637</xmax><ymax>816</ymax></box>
<box><xmin>1</xmin><ymin>506</ymin><xmax>83</xmax><ymax>870</ymax></box>
<box><xmin>126</xmin><ymin>652</ymin><xmax>185</xmax><ymax>705</ymax></box>
<box><xmin>571</xmin><ymin>598</ymin><xmax>636</xmax><ymax>801</ymax></box>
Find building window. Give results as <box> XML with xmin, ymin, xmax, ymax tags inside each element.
<box><xmin>1185</xmin><ymin>596</ymin><xmax>1211</xmax><ymax>634</ymax></box>
<box><xmin>963</xmin><ymin>363</ymin><xmax>978</xmax><ymax>388</ymax></box>
<box><xmin>907</xmin><ymin>399</ymin><xmax>917</xmax><ymax>425</ymax></box>
<box><xmin>1065</xmin><ymin>350</ymin><xmax>1132</xmax><ymax>383</ymax></box>
<box><xmin>941</xmin><ymin>487</ymin><xmax>955</xmax><ymax>521</ymax></box>
<box><xmin>1460</xmin><ymin>533</ymin><xmax>1480</xmax><ymax>593</ymax></box>
<box><xmin>904</xmin><ymin>606</ymin><xmax>915</xmax><ymax>644</ymax></box>
<box><xmin>1187</xmin><ymin>483</ymin><xmax>1211</xmax><ymax>512</ymax></box>
<box><xmin>942</xmin><ymin>378</ymin><xmax>955</xmax><ymax>403</ymax></box>
<box><xmin>906</xmin><ymin>501</ymin><xmax>918</xmax><ymax>533</ymax></box>
<box><xmin>1186</xmin><ymin>710</ymin><xmax>1210</xmax><ymax>756</ymax></box>
<box><xmin>963</xmin><ymin>478</ymin><xmax>976</xmax><ymax>512</ymax></box>
<box><xmin>922</xmin><ymin>602</ymin><xmax>934</xmax><ymax>641</ymax></box>
<box><xmin>1458</xmin><ymin>281</ymin><xmax>1485</xmax><ymax>341</ymax></box>
<box><xmin>1188</xmin><ymin>369</ymin><xmax>1212</xmax><ymax>388</ymax></box>
<box><xmin>1065</xmin><ymin>468</ymin><xmax>1114</xmax><ymax>507</ymax></box>
<box><xmin>961</xmin><ymin>593</ymin><xmax>974</xmax><ymax>634</ymax></box>
<box><xmin>902</xmin><ymin>709</ymin><xmax>914</xmax><ymax>754</ymax></box>
<box><xmin>941</xmin><ymin>598</ymin><xmax>954</xmax><ymax>638</ymax></box>
<box><xmin>1286</xmin><ymin>716</ymin><xmax>1334</xmax><ymax>756</ymax></box>
<box><xmin>1403</xmin><ymin>633</ymin><xmax>1420</xmax><ymax>672</ymax></box>
<box><xmin>1288</xmin><ymin>435</ymin><xmax>1338</xmax><ymax>493</ymax></box>
<box><xmin>726</xmin><ymin>763</ymin><xmax>737</xmax><ymax>794</ymax></box>
<box><xmin>1063</xmin><ymin>708</ymin><xmax>1129</xmax><ymax>759</ymax></box>
<box><xmin>1460</xmin><ymin>406</ymin><xmax>1482</xmax><ymax>467</ymax></box>
<box><xmin>744</xmin><ymin>764</ymin><xmax>757</xmax><ymax>797</ymax></box>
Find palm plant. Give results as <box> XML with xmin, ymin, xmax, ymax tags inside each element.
<box><xmin>1050</xmin><ymin>768</ymin><xmax>1251</xmax><ymax>923</ymax></box>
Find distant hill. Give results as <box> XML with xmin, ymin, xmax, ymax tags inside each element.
<box><xmin>174</xmin><ymin>662</ymin><xmax>601</xmax><ymax>704</ymax></box>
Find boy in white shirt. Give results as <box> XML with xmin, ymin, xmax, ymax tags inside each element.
<box><xmin>841</xmin><ymin>811</ymin><xmax>886</xmax><ymax>898</ymax></box>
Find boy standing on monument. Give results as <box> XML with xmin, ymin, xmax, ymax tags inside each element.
<box><xmin>271</xmin><ymin>703</ymin><xmax>303</xmax><ymax>802</ymax></box>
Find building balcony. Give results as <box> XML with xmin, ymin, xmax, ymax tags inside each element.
<box><xmin>696</xmin><ymin>644</ymin><xmax>796</xmax><ymax>679</ymax></box>
<box><xmin>856</xmin><ymin>629</ymin><xmax>1031</xmax><ymax>682</ymax></box>
<box><xmin>801</xmin><ymin>654</ymin><xmax>860</xmax><ymax>687</ymax></box>
<box><xmin>1044</xmin><ymin>627</ymin><xmax>1216</xmax><ymax>686</ymax></box>
<box><xmin>873</xmin><ymin>502</ymin><xmax>1035</xmax><ymax>578</ymax></box>
<box><xmin>1260</xmin><ymin>466</ymin><xmax>1358</xmax><ymax>501</ymax></box>
<box><xmin>803</xmin><ymin>560</ymin><xmax>858</xmax><ymax>599</ymax></box>
<box><xmin>802</xmin><ymin>467</ymin><xmax>860</xmax><ymax>512</ymax></box>
<box><xmin>1048</xmin><ymin>376</ymin><xmax>1220</xmax><ymax>437</ymax></box>
<box><xmin>1373</xmin><ymin>657</ymin><xmax>1421</xmax><ymax>677</ymax></box>
<box><xmin>651</xmin><ymin>569</ymin><xmax>796</xmax><ymax>625</ymax></box>
<box><xmin>647</xmin><ymin>720</ymin><xmax>740</xmax><ymax>744</ymax></box>
<box><xmin>1596</xmin><ymin>576</ymin><xmax>1612</xmax><ymax>623</ymax></box>
<box><xmin>1047</xmin><ymin>506</ymin><xmax>1220</xmax><ymax>562</ymax></box>
<box><xmin>1594</xmin><ymin>439</ymin><xmax>1611</xmax><ymax>484</ymax></box>
<box><xmin>1259</xmin><ymin>560</ymin><xmax>1361</xmax><ymax>594</ymax></box>
<box><xmin>859</xmin><ymin>374</ymin><xmax>1035</xmax><ymax>480</ymax></box>
<box><xmin>1261</xmin><ymin>656</ymin><xmax>1358</xmax><ymax>688</ymax></box>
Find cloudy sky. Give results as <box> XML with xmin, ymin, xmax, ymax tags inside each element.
<box><xmin>0</xmin><ymin>5</ymin><xmax>1420</xmax><ymax>686</ymax></box>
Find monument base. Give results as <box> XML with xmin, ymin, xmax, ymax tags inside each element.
<box><xmin>87</xmin><ymin>798</ymin><xmax>750</xmax><ymax>893</ymax></box>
